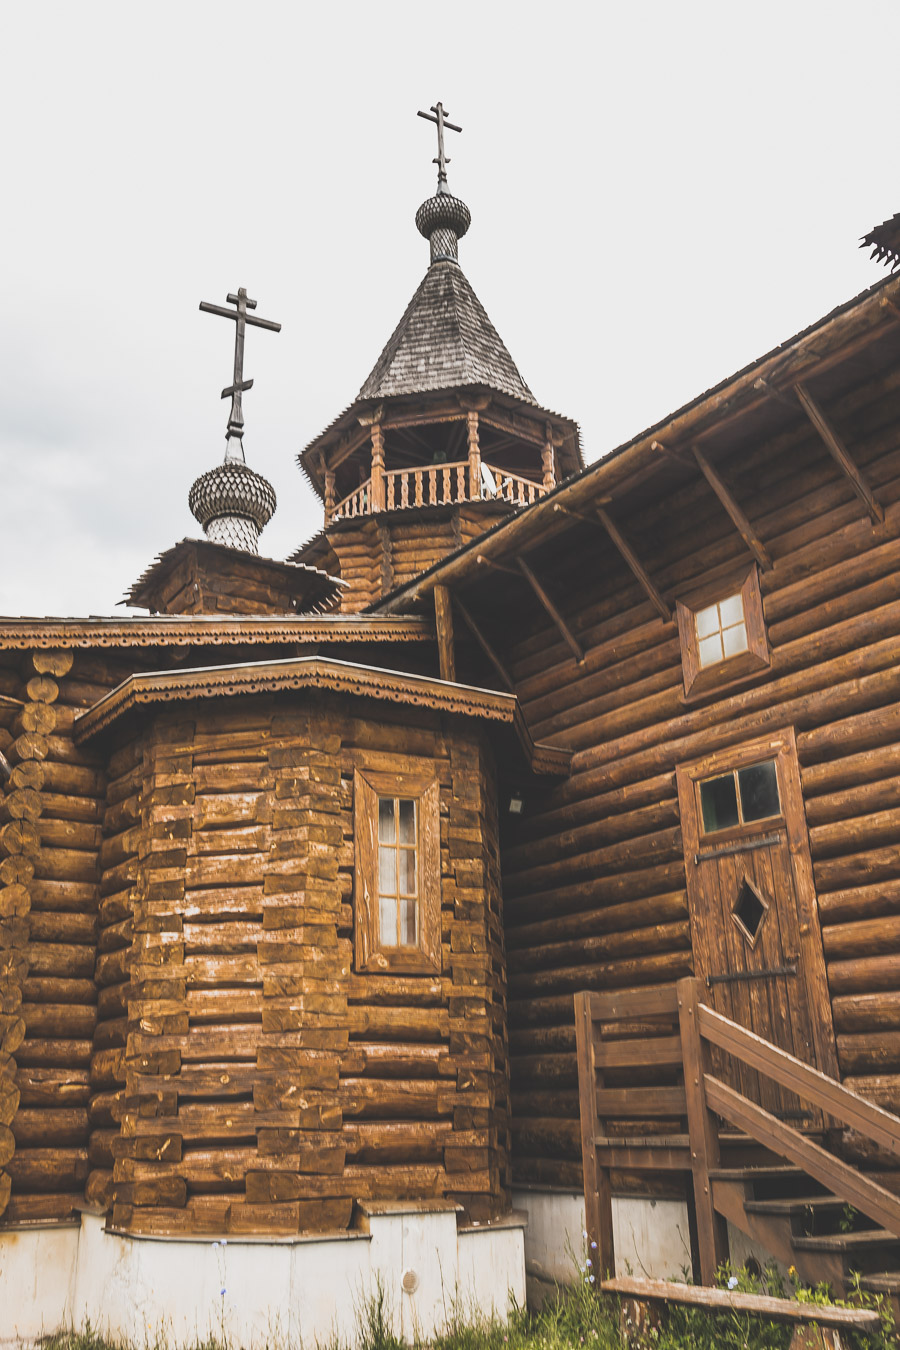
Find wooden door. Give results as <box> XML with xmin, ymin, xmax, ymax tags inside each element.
<box><xmin>676</xmin><ymin>728</ymin><xmax>838</xmax><ymax>1119</ymax></box>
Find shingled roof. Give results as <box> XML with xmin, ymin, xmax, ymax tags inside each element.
<box><xmin>357</xmin><ymin>259</ymin><xmax>535</xmax><ymax>404</ymax></box>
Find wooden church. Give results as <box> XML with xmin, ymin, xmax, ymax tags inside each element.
<box><xmin>4</xmin><ymin>106</ymin><xmax>900</xmax><ymax>1341</ymax></box>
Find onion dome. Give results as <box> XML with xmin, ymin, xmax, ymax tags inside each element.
<box><xmin>416</xmin><ymin>187</ymin><xmax>471</xmax><ymax>265</ymax></box>
<box><xmin>188</xmin><ymin>440</ymin><xmax>276</xmax><ymax>554</ymax></box>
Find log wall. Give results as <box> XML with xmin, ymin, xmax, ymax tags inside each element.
<box><xmin>100</xmin><ymin>692</ymin><xmax>509</xmax><ymax>1236</ymax></box>
<box><xmin>0</xmin><ymin>650</ymin><xmax>120</xmax><ymax>1224</ymax></box>
<box><xmin>491</xmin><ymin>372</ymin><xmax>900</xmax><ymax>1191</ymax></box>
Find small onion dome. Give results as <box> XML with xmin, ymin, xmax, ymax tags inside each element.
<box><xmin>416</xmin><ymin>189</ymin><xmax>471</xmax><ymax>265</ymax></box>
<box><xmin>188</xmin><ymin>459</ymin><xmax>277</xmax><ymax>555</ymax></box>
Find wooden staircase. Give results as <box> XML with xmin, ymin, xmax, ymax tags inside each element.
<box><xmin>575</xmin><ymin>978</ymin><xmax>900</xmax><ymax>1303</ymax></box>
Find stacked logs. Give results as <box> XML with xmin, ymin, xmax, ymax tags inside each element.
<box><xmin>490</xmin><ymin>370</ymin><xmax>900</xmax><ymax>1189</ymax></box>
<box><xmin>91</xmin><ymin>689</ymin><xmax>512</xmax><ymax>1236</ymax></box>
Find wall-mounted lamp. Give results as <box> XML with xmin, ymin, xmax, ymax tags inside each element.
<box><xmin>508</xmin><ymin>791</ymin><xmax>524</xmax><ymax>816</ymax></box>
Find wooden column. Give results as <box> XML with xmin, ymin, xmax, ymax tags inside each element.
<box><xmin>677</xmin><ymin>977</ymin><xmax>729</xmax><ymax>1285</ymax></box>
<box><xmin>324</xmin><ymin>469</ymin><xmax>336</xmax><ymax>523</ymax></box>
<box><xmin>542</xmin><ymin>423</ymin><xmax>556</xmax><ymax>490</ymax></box>
<box><xmin>467</xmin><ymin>412</ymin><xmax>481</xmax><ymax>500</ymax></box>
<box><xmin>370</xmin><ymin>421</ymin><xmax>385</xmax><ymax>513</ymax></box>
<box><xmin>434</xmin><ymin>585</ymin><xmax>457</xmax><ymax>683</ymax></box>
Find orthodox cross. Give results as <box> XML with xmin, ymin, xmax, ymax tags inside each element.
<box><xmin>199</xmin><ymin>288</ymin><xmax>281</xmax><ymax>445</ymax></box>
<box><xmin>417</xmin><ymin>102</ymin><xmax>462</xmax><ymax>187</ymax></box>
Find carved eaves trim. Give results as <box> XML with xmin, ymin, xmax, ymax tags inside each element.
<box><xmin>0</xmin><ymin>615</ymin><xmax>433</xmax><ymax>651</ymax></box>
<box><xmin>75</xmin><ymin>655</ymin><xmax>518</xmax><ymax>741</ymax></box>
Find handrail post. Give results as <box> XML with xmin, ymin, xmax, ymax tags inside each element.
<box><xmin>677</xmin><ymin>976</ymin><xmax>729</xmax><ymax>1285</ymax></box>
<box><xmin>575</xmin><ymin>992</ymin><xmax>615</xmax><ymax>1280</ymax></box>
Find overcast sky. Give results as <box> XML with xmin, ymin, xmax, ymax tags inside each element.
<box><xmin>3</xmin><ymin>1</ymin><xmax>899</xmax><ymax>617</ymax></box>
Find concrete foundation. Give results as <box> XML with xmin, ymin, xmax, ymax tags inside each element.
<box><xmin>512</xmin><ymin>1188</ymin><xmax>692</xmax><ymax>1286</ymax></box>
<box><xmin>0</xmin><ymin>1206</ymin><xmax>526</xmax><ymax>1348</ymax></box>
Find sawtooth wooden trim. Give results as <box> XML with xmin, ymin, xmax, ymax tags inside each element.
<box><xmin>0</xmin><ymin>616</ymin><xmax>434</xmax><ymax>651</ymax></box>
<box><xmin>74</xmin><ymin>658</ymin><xmax>518</xmax><ymax>742</ymax></box>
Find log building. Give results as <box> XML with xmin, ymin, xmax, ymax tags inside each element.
<box><xmin>4</xmin><ymin>115</ymin><xmax>900</xmax><ymax>1340</ymax></box>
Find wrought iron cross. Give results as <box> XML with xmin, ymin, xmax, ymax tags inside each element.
<box><xmin>417</xmin><ymin>102</ymin><xmax>462</xmax><ymax>186</ymax></box>
<box><xmin>199</xmin><ymin>288</ymin><xmax>281</xmax><ymax>443</ymax></box>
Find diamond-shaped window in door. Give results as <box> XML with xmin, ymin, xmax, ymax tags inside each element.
<box><xmin>732</xmin><ymin>875</ymin><xmax>769</xmax><ymax>948</ymax></box>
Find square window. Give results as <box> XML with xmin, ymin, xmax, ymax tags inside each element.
<box><xmin>697</xmin><ymin>758</ymin><xmax>781</xmax><ymax>837</ymax></box>
<box><xmin>675</xmin><ymin>566</ymin><xmax>770</xmax><ymax>699</ymax></box>
<box><xmin>354</xmin><ymin>768</ymin><xmax>440</xmax><ymax>974</ymax></box>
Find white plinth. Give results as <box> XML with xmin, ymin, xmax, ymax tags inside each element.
<box><xmin>0</xmin><ymin>1206</ymin><xmax>526</xmax><ymax>1348</ymax></box>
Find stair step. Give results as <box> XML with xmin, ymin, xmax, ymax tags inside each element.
<box><xmin>859</xmin><ymin>1271</ymin><xmax>900</xmax><ymax>1294</ymax></box>
<box><xmin>742</xmin><ymin>1195</ymin><xmax>847</xmax><ymax>1217</ymax></box>
<box><xmin>792</xmin><ymin>1229</ymin><xmax>899</xmax><ymax>1252</ymax></box>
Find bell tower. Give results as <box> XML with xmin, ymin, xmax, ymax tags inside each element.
<box><xmin>292</xmin><ymin>104</ymin><xmax>582</xmax><ymax>611</ymax></box>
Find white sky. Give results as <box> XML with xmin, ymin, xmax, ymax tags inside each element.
<box><xmin>3</xmin><ymin>1</ymin><xmax>899</xmax><ymax>617</ymax></box>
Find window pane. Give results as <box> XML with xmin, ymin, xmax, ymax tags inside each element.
<box><xmin>698</xmin><ymin>633</ymin><xmax>723</xmax><ymax>668</ymax></box>
<box><xmin>400</xmin><ymin>898</ymin><xmax>417</xmax><ymax>946</ymax></box>
<box><xmin>378</xmin><ymin>797</ymin><xmax>396</xmax><ymax>845</ymax></box>
<box><xmin>695</xmin><ymin>603</ymin><xmax>720</xmax><ymax>639</ymax></box>
<box><xmin>398</xmin><ymin>799</ymin><xmax>416</xmax><ymax>845</ymax></box>
<box><xmin>738</xmin><ymin>760</ymin><xmax>780</xmax><ymax>822</ymax></box>
<box><xmin>700</xmin><ymin>774</ymin><xmax>739</xmax><ymax>832</ymax></box>
<box><xmin>380</xmin><ymin>895</ymin><xmax>397</xmax><ymax>945</ymax></box>
<box><xmin>722</xmin><ymin>622</ymin><xmax>749</xmax><ymax>658</ymax></box>
<box><xmin>378</xmin><ymin>847</ymin><xmax>396</xmax><ymax>895</ymax></box>
<box><xmin>718</xmin><ymin>593</ymin><xmax>744</xmax><ymax>628</ymax></box>
<box><xmin>400</xmin><ymin>847</ymin><xmax>417</xmax><ymax>896</ymax></box>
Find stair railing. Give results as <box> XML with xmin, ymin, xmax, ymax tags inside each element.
<box><xmin>575</xmin><ymin>976</ymin><xmax>900</xmax><ymax>1287</ymax></box>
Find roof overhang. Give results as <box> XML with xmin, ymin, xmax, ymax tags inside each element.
<box><xmin>72</xmin><ymin>655</ymin><xmax>571</xmax><ymax>775</ymax></box>
<box><xmin>123</xmin><ymin>537</ymin><xmax>345</xmax><ymax>613</ymax></box>
<box><xmin>373</xmin><ymin>270</ymin><xmax>900</xmax><ymax>613</ymax></box>
<box><xmin>298</xmin><ymin>386</ymin><xmax>583</xmax><ymax>501</ymax></box>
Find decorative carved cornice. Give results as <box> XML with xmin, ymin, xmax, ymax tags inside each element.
<box><xmin>73</xmin><ymin>654</ymin><xmax>571</xmax><ymax>776</ymax></box>
<box><xmin>0</xmin><ymin>615</ymin><xmax>433</xmax><ymax>651</ymax></box>
<box><xmin>75</xmin><ymin>656</ymin><xmax>518</xmax><ymax>742</ymax></box>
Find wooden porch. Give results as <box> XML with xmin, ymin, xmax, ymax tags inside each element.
<box><xmin>575</xmin><ymin>979</ymin><xmax>900</xmax><ymax>1300</ymax></box>
<box><xmin>331</xmin><ymin>459</ymin><xmax>548</xmax><ymax>520</ymax></box>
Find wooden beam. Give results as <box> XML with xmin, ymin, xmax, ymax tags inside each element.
<box><xmin>516</xmin><ymin>558</ymin><xmax>584</xmax><ymax>662</ymax></box>
<box><xmin>595</xmin><ymin>507</ymin><xmax>672</xmax><ymax>623</ymax></box>
<box><xmin>452</xmin><ymin>597</ymin><xmax>514</xmax><ymax>691</ymax></box>
<box><xmin>794</xmin><ymin>382</ymin><xmax>884</xmax><ymax>523</ymax></box>
<box><xmin>752</xmin><ymin>377</ymin><xmax>797</xmax><ymax>411</ymax></box>
<box><xmin>323</xmin><ymin>423</ymin><xmax>370</xmax><ymax>473</ymax></box>
<box><xmin>433</xmin><ymin>585</ymin><xmax>456</xmax><ymax>684</ymax></box>
<box><xmin>691</xmin><ymin>445</ymin><xmax>773</xmax><ymax>572</ymax></box>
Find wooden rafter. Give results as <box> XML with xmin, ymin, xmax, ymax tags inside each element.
<box><xmin>433</xmin><ymin>585</ymin><xmax>456</xmax><ymax>683</ymax></box>
<box><xmin>595</xmin><ymin>507</ymin><xmax>672</xmax><ymax>623</ymax></box>
<box><xmin>691</xmin><ymin>446</ymin><xmax>773</xmax><ymax>572</ymax></box>
<box><xmin>794</xmin><ymin>382</ymin><xmax>884</xmax><ymax>524</ymax></box>
<box><xmin>453</xmin><ymin>596</ymin><xmax>514</xmax><ymax>691</ymax></box>
<box><xmin>516</xmin><ymin>558</ymin><xmax>584</xmax><ymax>662</ymax></box>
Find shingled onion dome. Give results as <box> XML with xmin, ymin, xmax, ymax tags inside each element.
<box><xmin>188</xmin><ymin>438</ymin><xmax>277</xmax><ymax>554</ymax></box>
<box><xmin>416</xmin><ymin>187</ymin><xmax>471</xmax><ymax>265</ymax></box>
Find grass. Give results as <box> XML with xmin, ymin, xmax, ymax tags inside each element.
<box><xmin>36</xmin><ymin>1261</ymin><xmax>897</xmax><ymax>1350</ymax></box>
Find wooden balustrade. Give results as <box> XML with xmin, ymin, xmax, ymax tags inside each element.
<box><xmin>330</xmin><ymin>462</ymin><xmax>547</xmax><ymax>521</ymax></box>
<box><xmin>575</xmin><ymin>977</ymin><xmax>900</xmax><ymax>1288</ymax></box>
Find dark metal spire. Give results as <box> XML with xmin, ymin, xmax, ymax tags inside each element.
<box><xmin>199</xmin><ymin>287</ymin><xmax>281</xmax><ymax>457</ymax></box>
<box><xmin>417</xmin><ymin>102</ymin><xmax>462</xmax><ymax>191</ymax></box>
